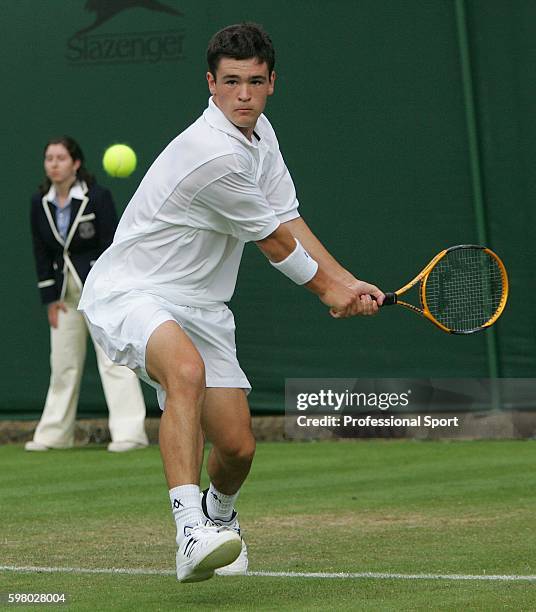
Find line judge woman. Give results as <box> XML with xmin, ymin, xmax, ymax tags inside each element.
<box><xmin>27</xmin><ymin>136</ymin><xmax>148</xmax><ymax>452</ymax></box>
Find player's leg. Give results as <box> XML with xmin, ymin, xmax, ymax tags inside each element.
<box><xmin>145</xmin><ymin>321</ymin><xmax>242</xmax><ymax>582</ymax></box>
<box><xmin>202</xmin><ymin>388</ymin><xmax>256</xmax><ymax>495</ymax></box>
<box><xmin>145</xmin><ymin>320</ymin><xmax>206</xmax><ymax>488</ymax></box>
<box><xmin>200</xmin><ymin>387</ymin><xmax>255</xmax><ymax>575</ymax></box>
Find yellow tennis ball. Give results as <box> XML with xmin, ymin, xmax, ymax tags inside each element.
<box><xmin>102</xmin><ymin>144</ymin><xmax>137</xmax><ymax>178</ymax></box>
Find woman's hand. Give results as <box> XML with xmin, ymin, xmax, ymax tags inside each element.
<box><xmin>47</xmin><ymin>301</ymin><xmax>68</xmax><ymax>328</ymax></box>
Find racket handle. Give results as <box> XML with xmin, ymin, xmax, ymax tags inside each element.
<box><xmin>382</xmin><ymin>292</ymin><xmax>398</xmax><ymax>306</ymax></box>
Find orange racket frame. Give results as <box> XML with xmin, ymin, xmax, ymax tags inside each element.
<box><xmin>382</xmin><ymin>245</ymin><xmax>509</xmax><ymax>334</ymax></box>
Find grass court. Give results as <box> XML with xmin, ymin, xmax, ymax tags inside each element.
<box><xmin>1</xmin><ymin>440</ymin><xmax>535</xmax><ymax>610</ymax></box>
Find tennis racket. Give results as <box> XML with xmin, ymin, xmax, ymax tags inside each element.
<box><xmin>382</xmin><ymin>245</ymin><xmax>508</xmax><ymax>334</ymax></box>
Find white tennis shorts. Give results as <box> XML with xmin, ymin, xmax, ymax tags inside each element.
<box><xmin>81</xmin><ymin>291</ymin><xmax>251</xmax><ymax>410</ymax></box>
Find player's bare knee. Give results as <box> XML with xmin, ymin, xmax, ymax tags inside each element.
<box><xmin>220</xmin><ymin>435</ymin><xmax>256</xmax><ymax>467</ymax></box>
<box><xmin>241</xmin><ymin>437</ymin><xmax>256</xmax><ymax>465</ymax></box>
<box><xmin>177</xmin><ymin>358</ymin><xmax>206</xmax><ymax>389</ymax></box>
<box><xmin>164</xmin><ymin>358</ymin><xmax>206</xmax><ymax>400</ymax></box>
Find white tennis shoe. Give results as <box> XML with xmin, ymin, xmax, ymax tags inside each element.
<box><xmin>201</xmin><ymin>489</ymin><xmax>249</xmax><ymax>576</ymax></box>
<box><xmin>176</xmin><ymin>523</ymin><xmax>242</xmax><ymax>583</ymax></box>
<box><xmin>214</xmin><ymin>525</ymin><xmax>248</xmax><ymax>576</ymax></box>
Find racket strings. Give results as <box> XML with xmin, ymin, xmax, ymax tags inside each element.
<box><xmin>424</xmin><ymin>249</ymin><xmax>504</xmax><ymax>332</ymax></box>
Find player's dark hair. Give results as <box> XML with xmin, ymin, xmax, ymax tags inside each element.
<box><xmin>39</xmin><ymin>135</ymin><xmax>95</xmax><ymax>194</ymax></box>
<box><xmin>207</xmin><ymin>22</ymin><xmax>275</xmax><ymax>79</ymax></box>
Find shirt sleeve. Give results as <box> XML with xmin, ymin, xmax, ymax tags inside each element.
<box><xmin>263</xmin><ymin>147</ymin><xmax>300</xmax><ymax>223</ymax></box>
<box><xmin>191</xmin><ymin>161</ymin><xmax>280</xmax><ymax>243</ymax></box>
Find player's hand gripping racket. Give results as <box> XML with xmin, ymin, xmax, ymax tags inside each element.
<box><xmin>382</xmin><ymin>245</ymin><xmax>508</xmax><ymax>334</ymax></box>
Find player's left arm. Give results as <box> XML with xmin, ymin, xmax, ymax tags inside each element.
<box><xmin>282</xmin><ymin>216</ymin><xmax>384</xmax><ymax>303</ymax></box>
<box><xmin>262</xmin><ymin>135</ymin><xmax>380</xmax><ymax>298</ymax></box>
<box><xmin>261</xmin><ymin>131</ymin><xmax>383</xmax><ymax>304</ymax></box>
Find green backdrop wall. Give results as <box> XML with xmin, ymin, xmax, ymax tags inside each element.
<box><xmin>1</xmin><ymin>0</ymin><xmax>534</xmax><ymax>418</ymax></box>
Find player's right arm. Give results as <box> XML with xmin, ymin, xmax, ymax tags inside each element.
<box><xmin>256</xmin><ymin>225</ymin><xmax>378</xmax><ymax>318</ymax></box>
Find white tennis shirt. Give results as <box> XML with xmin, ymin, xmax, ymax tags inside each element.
<box><xmin>80</xmin><ymin>98</ymin><xmax>300</xmax><ymax>311</ymax></box>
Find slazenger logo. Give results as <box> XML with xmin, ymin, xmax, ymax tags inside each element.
<box><xmin>66</xmin><ymin>0</ymin><xmax>185</xmax><ymax>65</ymax></box>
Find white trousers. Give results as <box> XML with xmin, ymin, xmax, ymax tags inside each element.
<box><xmin>33</xmin><ymin>277</ymin><xmax>148</xmax><ymax>448</ymax></box>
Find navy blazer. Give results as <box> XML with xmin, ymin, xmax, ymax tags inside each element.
<box><xmin>30</xmin><ymin>181</ymin><xmax>118</xmax><ymax>304</ymax></box>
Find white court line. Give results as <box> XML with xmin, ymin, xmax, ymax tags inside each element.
<box><xmin>1</xmin><ymin>566</ymin><xmax>535</xmax><ymax>582</ymax></box>
<box><xmin>248</xmin><ymin>571</ymin><xmax>536</xmax><ymax>582</ymax></box>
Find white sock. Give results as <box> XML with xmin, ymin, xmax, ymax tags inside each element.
<box><xmin>206</xmin><ymin>483</ymin><xmax>239</xmax><ymax>521</ymax></box>
<box><xmin>169</xmin><ymin>484</ymin><xmax>204</xmax><ymax>541</ymax></box>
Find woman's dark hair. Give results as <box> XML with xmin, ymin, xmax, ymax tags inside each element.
<box><xmin>207</xmin><ymin>22</ymin><xmax>275</xmax><ymax>79</ymax></box>
<box><xmin>39</xmin><ymin>135</ymin><xmax>95</xmax><ymax>194</ymax></box>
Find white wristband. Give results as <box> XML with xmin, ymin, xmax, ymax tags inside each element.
<box><xmin>270</xmin><ymin>239</ymin><xmax>319</xmax><ymax>285</ymax></box>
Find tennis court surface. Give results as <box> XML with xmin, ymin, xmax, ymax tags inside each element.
<box><xmin>1</xmin><ymin>440</ymin><xmax>535</xmax><ymax>610</ymax></box>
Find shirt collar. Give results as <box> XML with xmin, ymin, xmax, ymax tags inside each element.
<box><xmin>203</xmin><ymin>97</ymin><xmax>261</xmax><ymax>148</ymax></box>
<box><xmin>46</xmin><ymin>180</ymin><xmax>87</xmax><ymax>205</ymax></box>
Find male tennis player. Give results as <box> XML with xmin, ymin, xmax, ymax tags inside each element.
<box><xmin>79</xmin><ymin>22</ymin><xmax>384</xmax><ymax>582</ymax></box>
